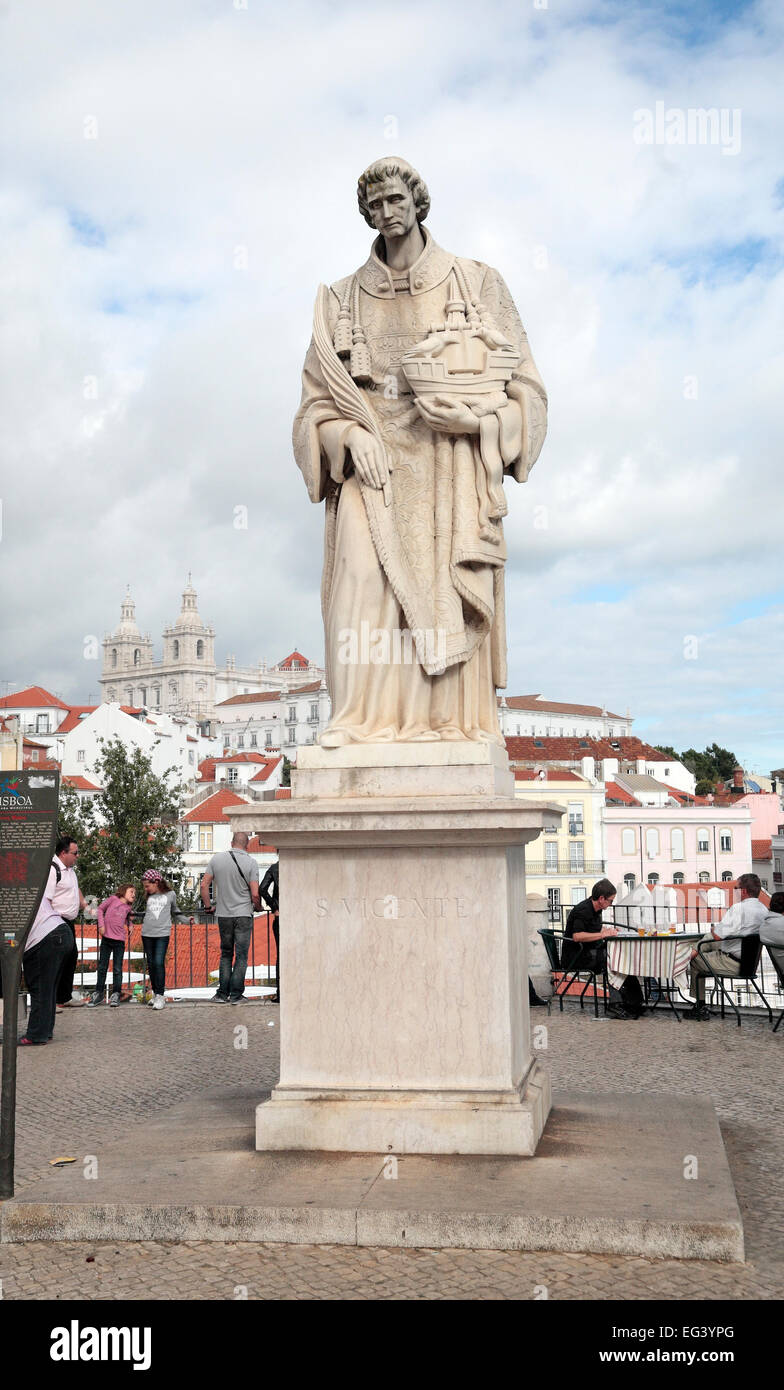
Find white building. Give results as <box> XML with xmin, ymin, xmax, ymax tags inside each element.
<box><xmin>505</xmin><ymin>735</ymin><xmax>695</xmax><ymax>796</ymax></box>
<box><xmin>100</xmin><ymin>582</ymin><xmax>324</xmax><ymax>720</ymax></box>
<box><xmin>193</xmin><ymin>751</ymin><xmax>284</xmax><ymax>799</ymax></box>
<box><xmin>499</xmin><ymin>695</ymin><xmax>633</xmax><ymax>740</ymax></box>
<box><xmin>215</xmin><ymin>681</ymin><xmax>330</xmax><ymax>757</ymax></box>
<box><xmin>180</xmin><ymin>790</ymin><xmax>277</xmax><ymax>897</ymax></box>
<box><xmin>60</xmin><ymin>703</ymin><xmax>221</xmax><ymax>791</ymax></box>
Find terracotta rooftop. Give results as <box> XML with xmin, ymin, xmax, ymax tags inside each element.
<box><xmin>63</xmin><ymin>775</ymin><xmax>101</xmax><ymax>792</ymax></box>
<box><xmin>502</xmin><ymin>694</ymin><xmax>625</xmax><ymax>720</ymax></box>
<box><xmin>505</xmin><ymin>735</ymin><xmax>674</xmax><ymax>763</ymax></box>
<box><xmin>249</xmin><ymin>757</ymin><xmax>282</xmax><ymax>783</ymax></box>
<box><xmin>181</xmin><ymin>790</ymin><xmax>251</xmax><ymax>824</ymax></box>
<box><xmin>0</xmin><ymin>686</ymin><xmax>70</xmax><ymax>710</ymax></box>
<box><xmin>514</xmin><ymin>767</ymin><xmax>585</xmax><ymax>783</ymax></box>
<box><xmin>276</xmin><ymin>651</ymin><xmax>311</xmax><ymax>670</ymax></box>
<box><xmin>752</xmin><ymin>839</ymin><xmax>773</xmax><ymax>861</ymax></box>
<box><xmin>605</xmin><ymin>780</ymin><xmax>642</xmax><ymax>806</ymax></box>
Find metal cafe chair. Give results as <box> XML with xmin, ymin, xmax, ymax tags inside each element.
<box><xmin>764</xmin><ymin>944</ymin><xmax>784</xmax><ymax>1033</ymax></box>
<box><xmin>695</xmin><ymin>933</ymin><xmax>771</xmax><ymax>1027</ymax></box>
<box><xmin>538</xmin><ymin>928</ymin><xmax>607</xmax><ymax>1019</ymax></box>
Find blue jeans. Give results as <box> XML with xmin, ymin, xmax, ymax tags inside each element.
<box><xmin>142</xmin><ymin>935</ymin><xmax>169</xmax><ymax>996</ymax></box>
<box><xmin>96</xmin><ymin>936</ymin><xmax>125</xmax><ymax>995</ymax></box>
<box><xmin>217</xmin><ymin>917</ymin><xmax>252</xmax><ymax>999</ymax></box>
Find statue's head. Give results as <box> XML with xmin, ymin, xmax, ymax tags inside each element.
<box><xmin>357</xmin><ymin>157</ymin><xmax>430</xmax><ymax>235</ymax></box>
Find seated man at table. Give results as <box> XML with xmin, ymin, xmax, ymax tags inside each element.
<box><xmin>563</xmin><ymin>879</ymin><xmax>644</xmax><ymax>1020</ymax></box>
<box><xmin>684</xmin><ymin>872</ymin><xmax>768</xmax><ymax>1021</ymax></box>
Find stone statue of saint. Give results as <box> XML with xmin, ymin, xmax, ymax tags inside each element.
<box><xmin>293</xmin><ymin>157</ymin><xmax>547</xmax><ymax>748</ymax></box>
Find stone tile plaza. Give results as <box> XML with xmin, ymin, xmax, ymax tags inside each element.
<box><xmin>1</xmin><ymin>0</ymin><xmax>782</xmax><ymax>1359</ymax></box>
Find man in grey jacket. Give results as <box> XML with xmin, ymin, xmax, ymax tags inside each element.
<box><xmin>201</xmin><ymin>832</ymin><xmax>261</xmax><ymax>1003</ymax></box>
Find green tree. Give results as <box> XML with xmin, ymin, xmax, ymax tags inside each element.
<box><xmin>680</xmin><ymin>744</ymin><xmax>738</xmax><ymax>786</ymax></box>
<box><xmin>654</xmin><ymin>745</ymin><xmax>679</xmax><ymax>760</ymax></box>
<box><xmin>281</xmin><ymin>756</ymin><xmax>291</xmax><ymax>789</ymax></box>
<box><xmin>695</xmin><ymin>777</ymin><xmax>716</xmax><ymax>797</ymax></box>
<box><xmin>57</xmin><ymin>737</ymin><xmax>187</xmax><ymax>904</ymax></box>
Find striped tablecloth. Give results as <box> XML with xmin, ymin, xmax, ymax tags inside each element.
<box><xmin>606</xmin><ymin>936</ymin><xmax>695</xmax><ymax>990</ymax></box>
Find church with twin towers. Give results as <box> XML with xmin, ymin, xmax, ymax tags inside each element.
<box><xmin>99</xmin><ymin>578</ymin><xmax>324</xmax><ymax>720</ymax></box>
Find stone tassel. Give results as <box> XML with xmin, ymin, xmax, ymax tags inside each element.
<box><xmin>349</xmin><ymin>276</ymin><xmax>373</xmax><ymax>384</ymax></box>
<box><xmin>333</xmin><ymin>280</ymin><xmax>353</xmax><ymax>358</ymax></box>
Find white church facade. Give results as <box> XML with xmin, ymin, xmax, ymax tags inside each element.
<box><xmin>100</xmin><ymin>580</ymin><xmax>324</xmax><ymax>721</ymax></box>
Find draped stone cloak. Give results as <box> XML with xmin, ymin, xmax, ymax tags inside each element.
<box><xmin>292</xmin><ymin>228</ymin><xmax>547</xmax><ymax>744</ymax></box>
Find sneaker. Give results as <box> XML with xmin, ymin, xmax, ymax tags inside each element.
<box><xmin>86</xmin><ymin>991</ymin><xmax>103</xmax><ymax>1007</ymax></box>
<box><xmin>211</xmin><ymin>992</ymin><xmax>230</xmax><ymax>1003</ymax></box>
<box><xmin>18</xmin><ymin>1036</ymin><xmax>46</xmax><ymax>1046</ymax></box>
<box><xmin>682</xmin><ymin>1005</ymin><xmax>712</xmax><ymax>1021</ymax></box>
<box><xmin>151</xmin><ymin>995</ymin><xmax>165</xmax><ymax>1010</ymax></box>
<box><xmin>108</xmin><ymin>992</ymin><xmax>120</xmax><ymax>1007</ymax></box>
<box><xmin>229</xmin><ymin>994</ymin><xmax>244</xmax><ymax>1004</ymax></box>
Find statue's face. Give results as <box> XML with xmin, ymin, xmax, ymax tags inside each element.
<box><xmin>364</xmin><ymin>174</ymin><xmax>417</xmax><ymax>239</ymax></box>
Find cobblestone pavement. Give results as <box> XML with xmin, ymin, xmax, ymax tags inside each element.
<box><xmin>0</xmin><ymin>997</ymin><xmax>782</xmax><ymax>1300</ymax></box>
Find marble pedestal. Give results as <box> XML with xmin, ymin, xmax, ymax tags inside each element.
<box><xmin>229</xmin><ymin>748</ymin><xmax>561</xmax><ymax>1157</ymax></box>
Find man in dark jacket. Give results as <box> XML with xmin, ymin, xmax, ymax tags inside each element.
<box><xmin>563</xmin><ymin>878</ymin><xmax>644</xmax><ymax>1019</ymax></box>
<box><xmin>260</xmin><ymin>861</ymin><xmax>279</xmax><ymax>1003</ymax></box>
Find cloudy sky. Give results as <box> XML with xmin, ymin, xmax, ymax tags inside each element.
<box><xmin>2</xmin><ymin>0</ymin><xmax>782</xmax><ymax>771</ymax></box>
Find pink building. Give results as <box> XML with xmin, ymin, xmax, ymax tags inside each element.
<box><xmin>604</xmin><ymin>805</ymin><xmax>753</xmax><ymax>894</ymax></box>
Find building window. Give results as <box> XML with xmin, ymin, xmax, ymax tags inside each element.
<box><xmin>250</xmin><ymin>733</ymin><xmax>257</xmax><ymax>747</ymax></box>
<box><xmin>545</xmin><ymin>841</ymin><xmax>558</xmax><ymax>871</ymax></box>
<box><xmin>173</xmin><ymin>640</ymin><xmax>180</xmax><ymax>660</ymax></box>
<box><xmin>547</xmin><ymin>887</ymin><xmax>561</xmax><ymax>922</ymax></box>
<box><xmin>77</xmin><ymin>749</ymin><xmax>85</xmax><ymax>763</ymax></box>
<box><xmin>671</xmin><ymin>827</ymin><xmax>685</xmax><ymax>860</ymax></box>
<box><xmin>720</xmin><ymin>831</ymin><xmax>732</xmax><ymax>853</ymax></box>
<box><xmin>571</xmin><ymin>886</ymin><xmax>585</xmax><ymax>905</ymax></box>
<box><xmin>673</xmin><ymin>872</ymin><xmax>685</xmax><ymax>885</ymax></box>
<box><xmin>645</xmin><ymin>828</ymin><xmax>659</xmax><ymax>858</ymax></box>
<box><xmin>264</xmin><ymin>730</ymin><xmax>273</xmax><ymax>748</ymax></box>
<box><xmin>237</xmin><ymin>735</ymin><xmax>244</xmax><ymax>749</ymax></box>
<box><xmin>198</xmin><ymin>826</ymin><xmax>213</xmax><ymax>852</ymax></box>
<box><xmin>310</xmin><ymin>703</ymin><xmax>319</xmax><ymax>722</ymax></box>
<box><xmin>623</xmin><ymin>873</ymin><xmax>636</xmax><ymax>891</ymax></box>
<box><xmin>226</xmin><ymin>768</ymin><xmax>239</xmax><ymax>785</ymax></box>
<box><xmin>647</xmin><ymin>873</ymin><xmax>659</xmax><ymax>885</ymax></box>
<box><xmin>111</xmin><ymin>648</ymin><xmax>117</xmax><ymax>669</ymax></box>
<box><xmin>188</xmin><ymin>750</ymin><xmax>195</xmax><ymax>764</ymax></box>
<box><xmin>287</xmin><ymin>727</ymin><xmax>296</xmax><ymax>745</ymax></box>
<box><xmin>721</xmin><ymin>871</ymin><xmax>733</xmax><ymax>882</ymax></box>
<box><xmin>133</xmin><ymin>649</ymin><xmax>140</xmax><ymax>666</ymax></box>
<box><xmin>35</xmin><ymin>714</ymin><xmax>49</xmax><ymax>733</ymax></box>
<box><xmin>698</xmin><ymin>871</ymin><xmax>711</xmax><ymax>884</ymax></box>
<box><xmin>197</xmin><ymin>639</ymin><xmax>204</xmax><ymax>658</ymax></box>
<box><xmin>153</xmin><ymin>686</ymin><xmax>161</xmax><ymax>707</ymax></box>
<box><xmin>569</xmin><ymin>841</ymin><xmax>584</xmax><ymax>871</ymax></box>
<box><xmin>287</xmin><ymin>705</ymin><xmax>296</xmax><ymax>724</ymax></box>
<box><xmin>567</xmin><ymin>802</ymin><xmax>584</xmax><ymax>835</ymax></box>
<box><xmin>622</xmin><ymin>828</ymin><xmax>636</xmax><ymax>855</ymax></box>
<box><xmin>126</xmin><ymin>689</ymin><xmax>134</xmax><ymax>704</ymax></box>
<box><xmin>29</xmin><ymin>748</ymin><xmax>39</xmax><ymax>762</ymax></box>
<box><xmin>697</xmin><ymin>828</ymin><xmax>710</xmax><ymax>854</ymax></box>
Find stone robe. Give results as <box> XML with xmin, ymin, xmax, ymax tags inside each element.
<box><xmin>293</xmin><ymin>228</ymin><xmax>547</xmax><ymax>745</ymax></box>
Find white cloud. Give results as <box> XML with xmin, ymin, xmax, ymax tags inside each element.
<box><xmin>0</xmin><ymin>0</ymin><xmax>782</xmax><ymax>772</ymax></box>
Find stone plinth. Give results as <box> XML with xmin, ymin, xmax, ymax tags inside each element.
<box><xmin>229</xmin><ymin>772</ymin><xmax>562</xmax><ymax>1156</ymax></box>
<box><xmin>293</xmin><ymin>742</ymin><xmax>514</xmax><ymax>799</ymax></box>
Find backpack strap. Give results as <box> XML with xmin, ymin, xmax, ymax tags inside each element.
<box><xmin>51</xmin><ymin>859</ymin><xmax>62</xmax><ymax>884</ymax></box>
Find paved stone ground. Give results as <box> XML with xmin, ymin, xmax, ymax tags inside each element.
<box><xmin>0</xmin><ymin>997</ymin><xmax>781</xmax><ymax>1300</ymax></box>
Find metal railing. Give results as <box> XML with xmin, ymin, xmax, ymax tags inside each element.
<box><xmin>60</xmin><ymin>911</ymin><xmax>279</xmax><ymax>1000</ymax></box>
<box><xmin>527</xmin><ymin>859</ymin><xmax>605</xmax><ymax>875</ymax></box>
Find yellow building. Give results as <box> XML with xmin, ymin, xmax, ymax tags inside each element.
<box><xmin>513</xmin><ymin>768</ymin><xmax>606</xmax><ymax>924</ymax></box>
<box><xmin>0</xmin><ymin>715</ymin><xmax>23</xmax><ymax>771</ymax></box>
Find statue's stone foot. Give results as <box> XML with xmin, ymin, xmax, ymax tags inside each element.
<box><xmin>319</xmin><ymin>729</ymin><xmax>352</xmax><ymax>748</ymax></box>
<box><xmin>467</xmin><ymin>727</ymin><xmax>505</xmax><ymax>746</ymax></box>
<box><xmin>406</xmin><ymin>729</ymin><xmax>440</xmax><ymax>742</ymax></box>
<box><xmin>437</xmin><ymin>726</ymin><xmax>468</xmax><ymax>741</ymax></box>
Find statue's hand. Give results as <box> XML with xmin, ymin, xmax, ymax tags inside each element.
<box><xmin>415</xmin><ymin>395</ymin><xmax>480</xmax><ymax>435</ymax></box>
<box><xmin>346</xmin><ymin>425</ymin><xmax>389</xmax><ymax>490</ymax></box>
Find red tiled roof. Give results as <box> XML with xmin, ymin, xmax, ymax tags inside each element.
<box><xmin>0</xmin><ymin>686</ymin><xmax>70</xmax><ymax>710</ymax></box>
<box><xmin>57</xmin><ymin>704</ymin><xmax>141</xmax><ymax>732</ymax></box>
<box><xmin>752</xmin><ymin>839</ymin><xmax>773</xmax><ymax>861</ymax></box>
<box><xmin>249</xmin><ymin>757</ymin><xmax>282</xmax><ymax>783</ymax></box>
<box><xmin>514</xmin><ymin>767</ymin><xmax>584</xmax><ymax>782</ymax></box>
<box><xmin>181</xmin><ymin>790</ymin><xmax>251</xmax><ymax>824</ymax></box>
<box><xmin>198</xmin><ymin>752</ymin><xmax>271</xmax><ymax>781</ymax></box>
<box><xmin>505</xmin><ymin>735</ymin><xmax>674</xmax><ymax>764</ymax></box>
<box><xmin>503</xmin><ymin>695</ymin><xmax>625</xmax><ymax>720</ymax></box>
<box><xmin>23</xmin><ymin>737</ymin><xmax>49</xmax><ymax>750</ymax></box>
<box><xmin>275</xmin><ymin>788</ymin><xmax>291</xmax><ymax>799</ymax></box>
<box><xmin>605</xmin><ymin>781</ymin><xmax>642</xmax><ymax>807</ymax></box>
<box><xmin>247</xmin><ymin>836</ymin><xmax>277</xmax><ymax>854</ymax></box>
<box><xmin>276</xmin><ymin>651</ymin><xmax>311</xmax><ymax>670</ymax></box>
<box><xmin>63</xmin><ymin>775</ymin><xmax>101</xmax><ymax>791</ymax></box>
<box><xmin>216</xmin><ymin>690</ymin><xmax>281</xmax><ymax>707</ymax></box>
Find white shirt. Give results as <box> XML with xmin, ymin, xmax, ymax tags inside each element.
<box><xmin>26</xmin><ymin>897</ymin><xmax>65</xmax><ymax>952</ymax></box>
<box><xmin>760</xmin><ymin>910</ymin><xmax>784</xmax><ymax>949</ymax></box>
<box><xmin>714</xmin><ymin>896</ymin><xmax>768</xmax><ymax>958</ymax></box>
<box><xmin>46</xmin><ymin>856</ymin><xmax>80</xmax><ymax>921</ymax></box>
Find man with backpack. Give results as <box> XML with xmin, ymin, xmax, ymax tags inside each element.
<box><xmin>201</xmin><ymin>831</ymin><xmax>261</xmax><ymax>1003</ymax></box>
<box><xmin>51</xmin><ymin>835</ymin><xmax>88</xmax><ymax>1008</ymax></box>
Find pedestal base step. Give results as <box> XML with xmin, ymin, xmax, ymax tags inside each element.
<box><xmin>0</xmin><ymin>1087</ymin><xmax>744</xmax><ymax>1262</ymax></box>
<box><xmin>256</xmin><ymin>1064</ymin><xmax>551</xmax><ymax>1156</ymax></box>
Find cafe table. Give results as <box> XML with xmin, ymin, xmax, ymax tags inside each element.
<box><xmin>606</xmin><ymin>930</ymin><xmax>709</xmax><ymax>1016</ymax></box>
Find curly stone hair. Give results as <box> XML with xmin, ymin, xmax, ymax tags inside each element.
<box><xmin>357</xmin><ymin>157</ymin><xmax>430</xmax><ymax>228</ymax></box>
